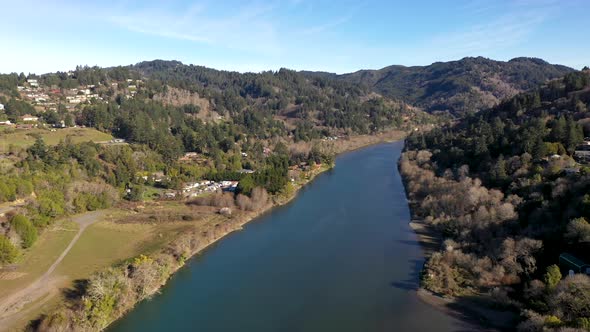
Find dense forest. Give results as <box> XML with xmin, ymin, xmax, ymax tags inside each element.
<box><xmin>401</xmin><ymin>69</ymin><xmax>590</xmax><ymax>330</ymax></box>
<box><xmin>305</xmin><ymin>57</ymin><xmax>573</xmax><ymax>115</ymax></box>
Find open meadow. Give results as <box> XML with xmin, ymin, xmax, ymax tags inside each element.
<box><xmin>0</xmin><ymin>202</ymin><xmax>236</xmax><ymax>331</ymax></box>
<box><xmin>0</xmin><ymin>127</ymin><xmax>113</xmax><ymax>153</ymax></box>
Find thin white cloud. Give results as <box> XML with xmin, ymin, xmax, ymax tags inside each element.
<box><xmin>426</xmin><ymin>1</ymin><xmax>557</xmax><ymax>58</ymax></box>
<box><xmin>299</xmin><ymin>14</ymin><xmax>353</xmax><ymax>35</ymax></box>
<box><xmin>109</xmin><ymin>1</ymin><xmax>282</xmax><ymax>55</ymax></box>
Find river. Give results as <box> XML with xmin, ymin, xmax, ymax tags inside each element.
<box><xmin>108</xmin><ymin>141</ymin><xmax>471</xmax><ymax>332</ymax></box>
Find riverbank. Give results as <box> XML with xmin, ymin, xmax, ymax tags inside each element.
<box><xmin>409</xmin><ymin>219</ymin><xmax>515</xmax><ymax>331</ymax></box>
<box><xmin>107</xmin><ymin>139</ymin><xmax>473</xmax><ymax>332</ymax></box>
<box><xmin>401</xmin><ymin>166</ymin><xmax>518</xmax><ymax>331</ymax></box>
<box><xmin>26</xmin><ymin>130</ymin><xmax>409</xmax><ymax>332</ymax></box>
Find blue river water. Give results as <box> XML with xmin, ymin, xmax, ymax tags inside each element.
<box><xmin>108</xmin><ymin>141</ymin><xmax>469</xmax><ymax>332</ymax></box>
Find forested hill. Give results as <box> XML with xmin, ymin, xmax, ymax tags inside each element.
<box><xmin>304</xmin><ymin>57</ymin><xmax>573</xmax><ymax>115</ymax></box>
<box><xmin>127</xmin><ymin>60</ymin><xmax>427</xmax><ymax>135</ymax></box>
<box><xmin>401</xmin><ymin>69</ymin><xmax>590</xmax><ymax>330</ymax></box>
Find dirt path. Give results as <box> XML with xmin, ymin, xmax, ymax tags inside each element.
<box><xmin>0</xmin><ymin>198</ymin><xmax>27</xmax><ymax>216</ymax></box>
<box><xmin>0</xmin><ymin>210</ymin><xmax>107</xmax><ymax>328</ymax></box>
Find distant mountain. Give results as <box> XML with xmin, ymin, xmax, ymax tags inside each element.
<box><xmin>303</xmin><ymin>57</ymin><xmax>574</xmax><ymax>115</ymax></box>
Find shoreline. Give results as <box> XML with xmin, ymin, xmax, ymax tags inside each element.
<box><xmin>0</xmin><ymin>131</ymin><xmax>406</xmax><ymax>331</ymax></box>
<box><xmin>401</xmin><ymin>173</ymin><xmax>517</xmax><ymax>331</ymax></box>
<box><xmin>88</xmin><ymin>131</ymin><xmax>410</xmax><ymax>332</ymax></box>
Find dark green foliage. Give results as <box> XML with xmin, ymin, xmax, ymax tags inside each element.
<box><xmin>130</xmin><ymin>61</ymin><xmax>418</xmax><ymax>139</ymax></box>
<box><xmin>126</xmin><ymin>185</ymin><xmax>144</xmax><ymax>202</ymax></box>
<box><xmin>404</xmin><ymin>70</ymin><xmax>590</xmax><ymax>327</ymax></box>
<box><xmin>253</xmin><ymin>154</ymin><xmax>289</xmax><ymax>193</ymax></box>
<box><xmin>4</xmin><ymin>98</ymin><xmax>35</xmax><ymax>120</ymax></box>
<box><xmin>236</xmin><ymin>175</ymin><xmax>255</xmax><ymax>196</ymax></box>
<box><xmin>311</xmin><ymin>56</ymin><xmax>573</xmax><ymax>115</ymax></box>
<box><xmin>0</xmin><ymin>73</ymin><xmax>19</xmax><ymax>94</ymax></box>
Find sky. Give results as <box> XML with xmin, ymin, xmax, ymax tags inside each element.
<box><xmin>1</xmin><ymin>0</ymin><xmax>588</xmax><ymax>74</ymax></box>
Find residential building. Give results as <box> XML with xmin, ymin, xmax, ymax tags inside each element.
<box><xmin>559</xmin><ymin>253</ymin><xmax>590</xmax><ymax>274</ymax></box>
<box><xmin>21</xmin><ymin>114</ymin><xmax>39</xmax><ymax>122</ymax></box>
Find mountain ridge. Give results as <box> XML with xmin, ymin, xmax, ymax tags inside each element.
<box><xmin>301</xmin><ymin>56</ymin><xmax>574</xmax><ymax>115</ymax></box>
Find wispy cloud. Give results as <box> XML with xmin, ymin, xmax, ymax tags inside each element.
<box><xmin>299</xmin><ymin>14</ymin><xmax>353</xmax><ymax>35</ymax></box>
<box><xmin>426</xmin><ymin>1</ymin><xmax>558</xmax><ymax>58</ymax></box>
<box><xmin>109</xmin><ymin>1</ymin><xmax>282</xmax><ymax>55</ymax></box>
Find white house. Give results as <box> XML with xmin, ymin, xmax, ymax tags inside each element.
<box><xmin>27</xmin><ymin>79</ymin><xmax>39</xmax><ymax>87</ymax></box>
<box><xmin>0</xmin><ymin>103</ymin><xmax>4</xmax><ymax>111</ymax></box>
<box><xmin>21</xmin><ymin>114</ymin><xmax>39</xmax><ymax>122</ymax></box>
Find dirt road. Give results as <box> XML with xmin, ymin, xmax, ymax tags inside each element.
<box><xmin>0</xmin><ymin>210</ymin><xmax>107</xmax><ymax>329</ymax></box>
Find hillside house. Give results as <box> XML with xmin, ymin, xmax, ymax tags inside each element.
<box><xmin>559</xmin><ymin>253</ymin><xmax>590</xmax><ymax>274</ymax></box>
<box><xmin>0</xmin><ymin>103</ymin><xmax>4</xmax><ymax>110</ymax></box>
<box><xmin>574</xmin><ymin>144</ymin><xmax>590</xmax><ymax>162</ymax></box>
<box><xmin>27</xmin><ymin>79</ymin><xmax>39</xmax><ymax>87</ymax></box>
<box><xmin>179</xmin><ymin>152</ymin><xmax>199</xmax><ymax>162</ymax></box>
<box><xmin>163</xmin><ymin>192</ymin><xmax>177</xmax><ymax>199</ymax></box>
<box><xmin>21</xmin><ymin>114</ymin><xmax>39</xmax><ymax>122</ymax></box>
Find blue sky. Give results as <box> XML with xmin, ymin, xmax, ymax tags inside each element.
<box><xmin>1</xmin><ymin>0</ymin><xmax>588</xmax><ymax>74</ymax></box>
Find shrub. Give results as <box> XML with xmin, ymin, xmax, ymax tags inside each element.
<box><xmin>0</xmin><ymin>235</ymin><xmax>19</xmax><ymax>264</ymax></box>
<box><xmin>544</xmin><ymin>264</ymin><xmax>562</xmax><ymax>291</ymax></box>
<box><xmin>10</xmin><ymin>214</ymin><xmax>37</xmax><ymax>248</ymax></box>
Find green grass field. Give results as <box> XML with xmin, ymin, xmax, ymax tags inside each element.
<box><xmin>0</xmin><ymin>203</ymin><xmax>229</xmax><ymax>331</ymax></box>
<box><xmin>0</xmin><ymin>127</ymin><xmax>113</xmax><ymax>153</ymax></box>
<box><xmin>0</xmin><ymin>219</ymin><xmax>79</xmax><ymax>298</ymax></box>
<box><xmin>56</xmin><ymin>221</ymin><xmax>185</xmax><ymax>280</ymax></box>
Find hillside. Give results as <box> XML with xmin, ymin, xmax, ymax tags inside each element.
<box><xmin>401</xmin><ymin>69</ymin><xmax>590</xmax><ymax>330</ymax></box>
<box><xmin>305</xmin><ymin>57</ymin><xmax>573</xmax><ymax>115</ymax></box>
<box><xmin>127</xmin><ymin>60</ymin><xmax>428</xmax><ymax>136</ymax></box>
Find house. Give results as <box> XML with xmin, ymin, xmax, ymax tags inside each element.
<box><xmin>564</xmin><ymin>167</ymin><xmax>580</xmax><ymax>175</ymax></box>
<box><xmin>238</xmin><ymin>169</ymin><xmax>255</xmax><ymax>174</ymax></box>
<box><xmin>180</xmin><ymin>152</ymin><xmax>199</xmax><ymax>161</ymax></box>
<box><xmin>0</xmin><ymin>103</ymin><xmax>4</xmax><ymax>111</ymax></box>
<box><xmin>222</xmin><ymin>181</ymin><xmax>239</xmax><ymax>192</ymax></box>
<box><xmin>0</xmin><ymin>120</ymin><xmax>13</xmax><ymax>126</ymax></box>
<box><xmin>163</xmin><ymin>192</ymin><xmax>177</xmax><ymax>199</ymax></box>
<box><xmin>574</xmin><ymin>144</ymin><xmax>590</xmax><ymax>162</ymax></box>
<box><xmin>559</xmin><ymin>253</ymin><xmax>590</xmax><ymax>274</ymax></box>
<box><xmin>21</xmin><ymin>114</ymin><xmax>39</xmax><ymax>122</ymax></box>
<box><xmin>27</xmin><ymin>79</ymin><xmax>39</xmax><ymax>87</ymax></box>
<box><xmin>575</xmin><ymin>150</ymin><xmax>590</xmax><ymax>162</ymax></box>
